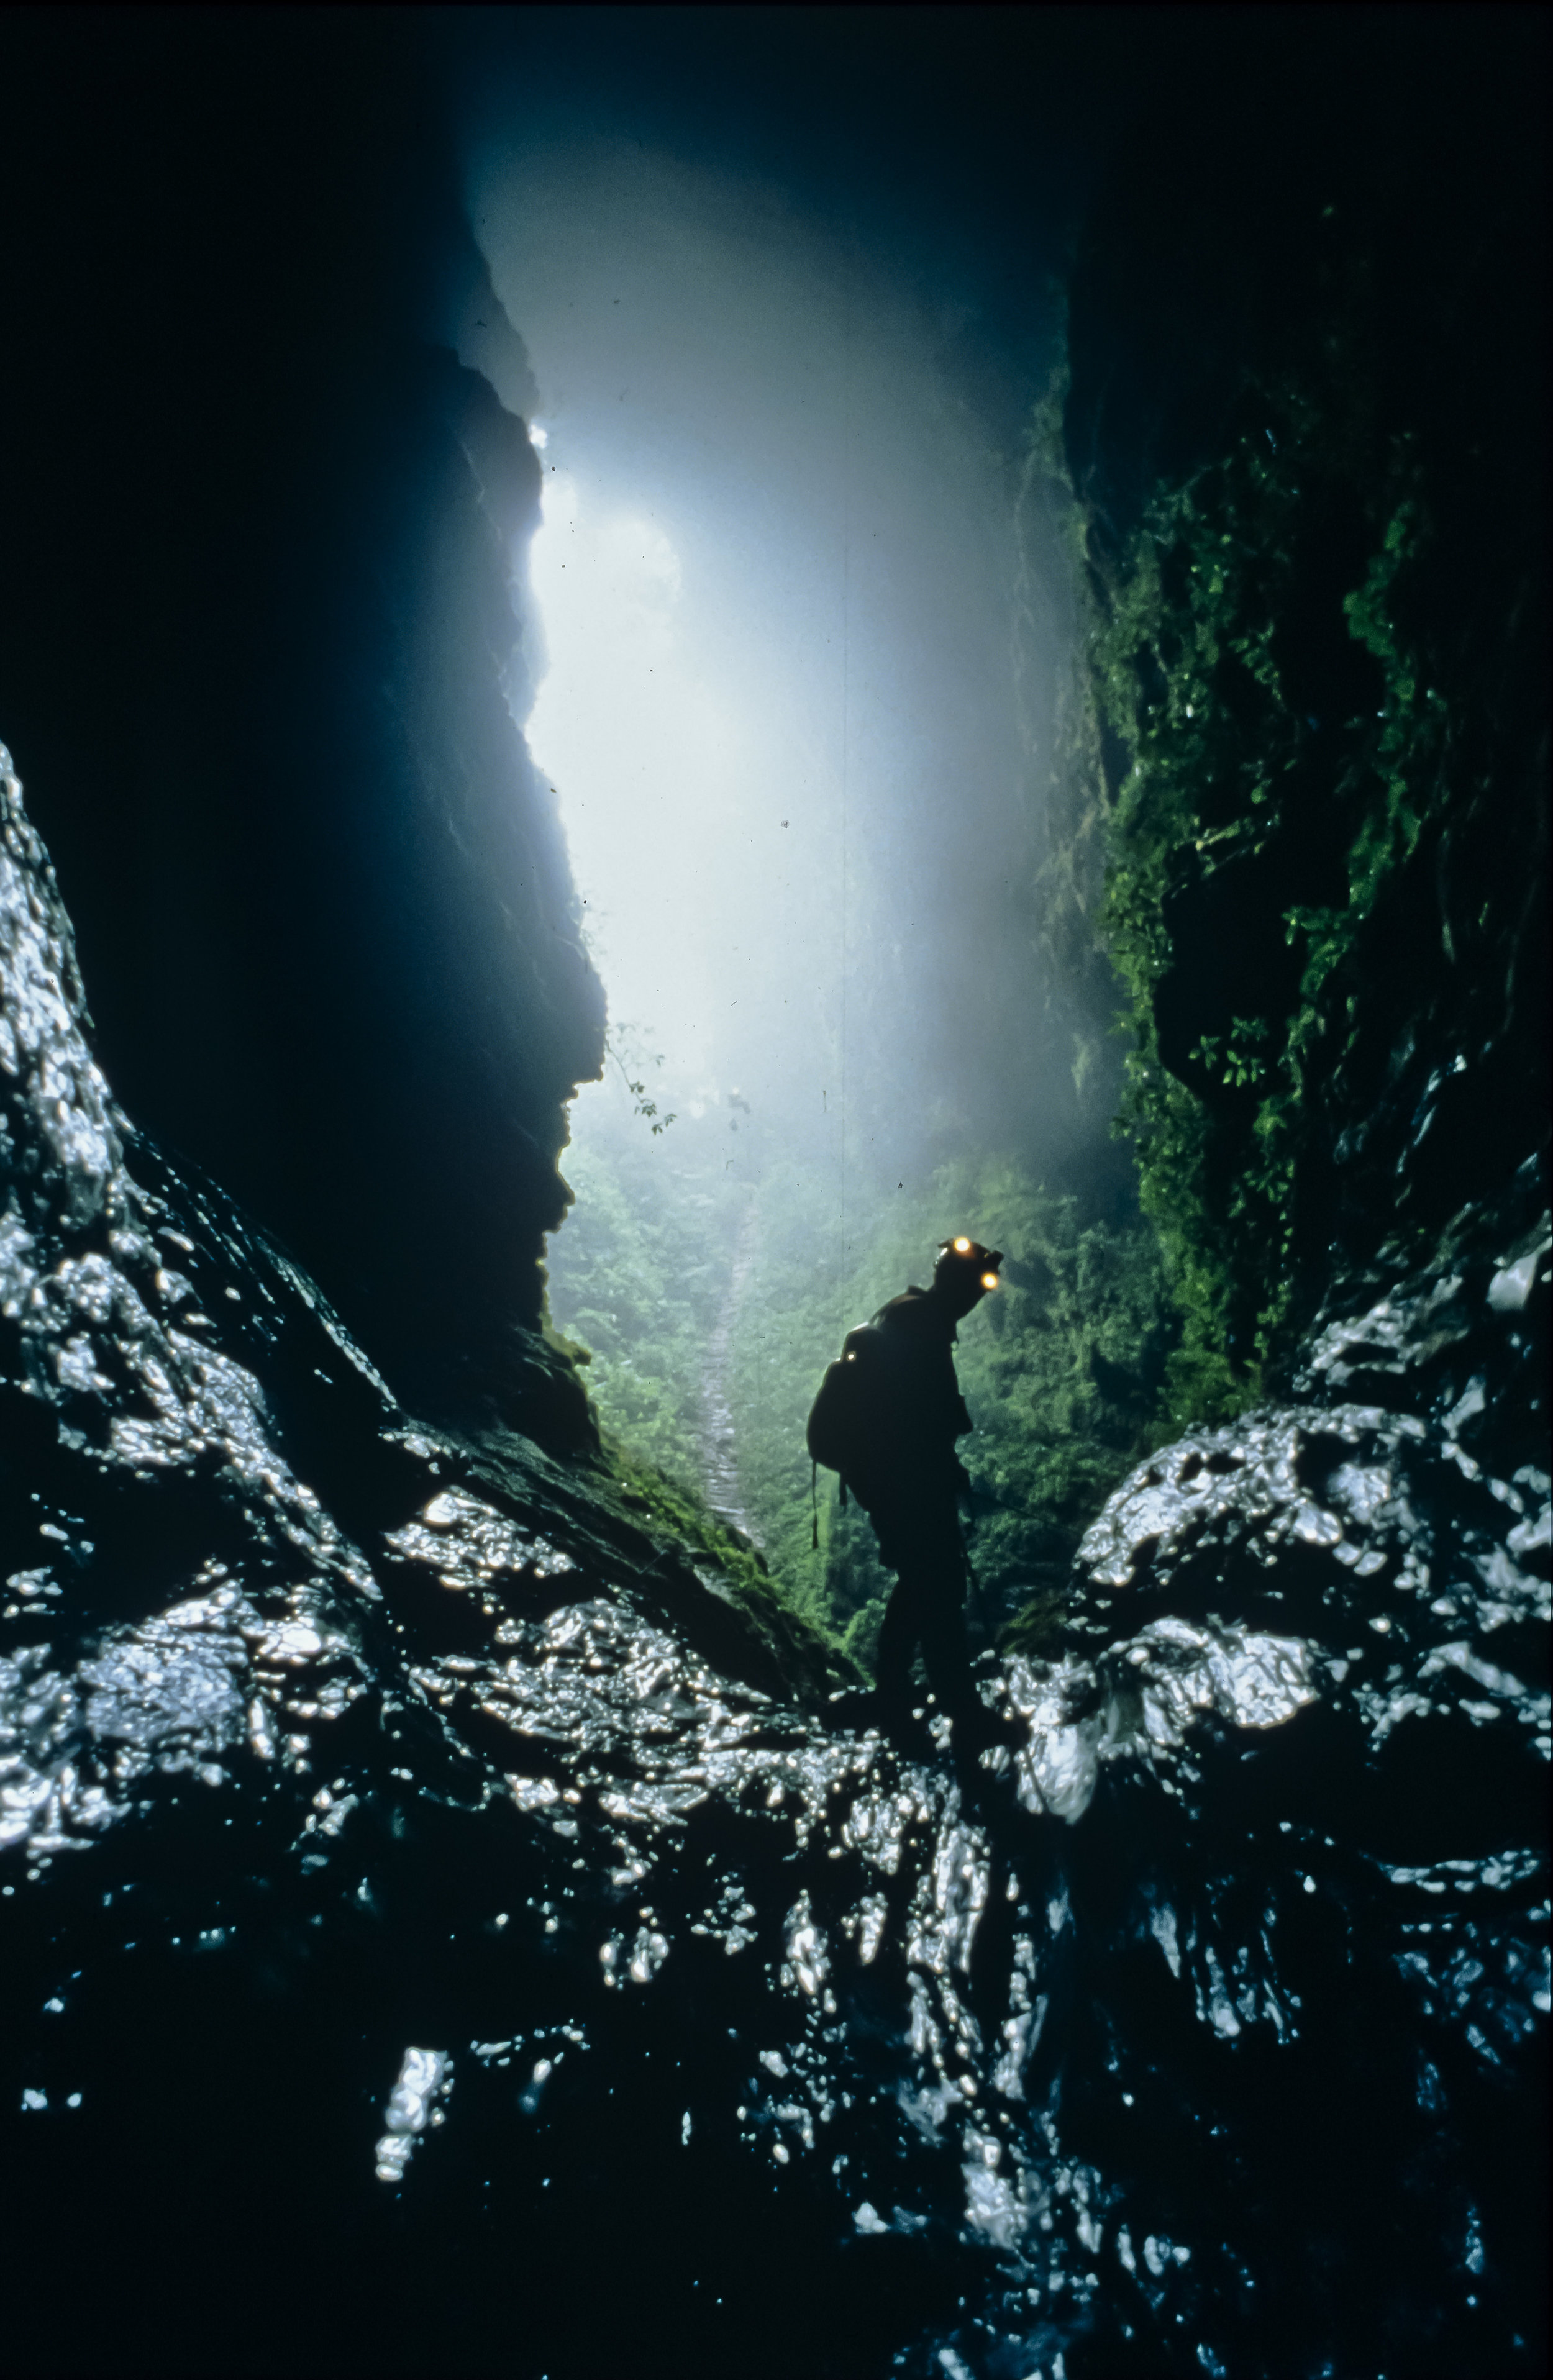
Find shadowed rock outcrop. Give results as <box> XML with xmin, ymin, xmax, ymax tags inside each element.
<box><xmin>0</xmin><ymin>16</ymin><xmax>604</xmax><ymax>1445</ymax></box>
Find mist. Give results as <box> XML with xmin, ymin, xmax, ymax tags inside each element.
<box><xmin>480</xmin><ymin>134</ymin><xmax>1054</xmax><ymax>1143</ymax></box>
<box><xmin>435</xmin><ymin>14</ymin><xmax>1138</xmax><ymax>1599</ymax></box>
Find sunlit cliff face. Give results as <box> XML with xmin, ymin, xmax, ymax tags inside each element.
<box><xmin>468</xmin><ymin>132</ymin><xmax>1042</xmax><ymax>1178</ymax></box>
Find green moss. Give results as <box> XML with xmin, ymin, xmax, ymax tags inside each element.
<box><xmin>1078</xmin><ymin>366</ymin><xmax>1450</xmax><ymax>1392</ymax></box>
<box><xmin>593</xmin><ymin>1437</ymin><xmax>859</xmax><ymax>1703</ymax></box>
<box><xmin>999</xmin><ymin>1586</ymin><xmax>1067</xmax><ymax>1662</ymax></box>
<box><xmin>840</xmin><ymin>1595</ymin><xmax>887</xmax><ymax>1681</ymax></box>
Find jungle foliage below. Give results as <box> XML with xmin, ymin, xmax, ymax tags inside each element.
<box><xmin>546</xmin><ymin>1102</ymin><xmax>1174</xmax><ymax>1674</ymax></box>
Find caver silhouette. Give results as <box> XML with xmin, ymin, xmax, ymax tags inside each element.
<box><xmin>810</xmin><ymin>1237</ymin><xmax>1003</xmax><ymax>1743</ymax></box>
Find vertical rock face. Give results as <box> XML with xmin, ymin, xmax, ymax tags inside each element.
<box><xmin>225</xmin><ymin>334</ymin><xmax>608</xmax><ymax>1427</ymax></box>
<box><xmin>0</xmin><ymin>16</ymin><xmax>604</xmax><ymax>1437</ymax></box>
<box><xmin>1058</xmin><ymin>16</ymin><xmax>1547</xmax><ymax>1381</ymax></box>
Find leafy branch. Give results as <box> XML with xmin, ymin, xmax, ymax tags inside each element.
<box><xmin>605</xmin><ymin>1029</ymin><xmax>677</xmax><ymax>1137</ymax></box>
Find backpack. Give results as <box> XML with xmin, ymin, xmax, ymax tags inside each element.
<box><xmin>804</xmin><ymin>1323</ymin><xmax>888</xmax><ymax>1546</ymax></box>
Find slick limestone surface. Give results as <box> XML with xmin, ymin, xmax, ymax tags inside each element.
<box><xmin>2</xmin><ymin>743</ymin><xmax>1547</xmax><ymax>2376</ymax></box>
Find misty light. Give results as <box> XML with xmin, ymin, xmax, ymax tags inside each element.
<box><xmin>475</xmin><ymin>130</ymin><xmax>1040</xmax><ymax>1188</ymax></box>
<box><xmin>526</xmin><ymin>460</ymin><xmax>747</xmax><ymax>1080</ymax></box>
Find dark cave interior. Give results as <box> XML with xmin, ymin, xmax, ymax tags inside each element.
<box><xmin>0</xmin><ymin>11</ymin><xmax>1546</xmax><ymax>2377</ymax></box>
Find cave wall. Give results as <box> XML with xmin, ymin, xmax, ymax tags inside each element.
<box><xmin>1059</xmin><ymin>14</ymin><xmax>1549</xmax><ymax>1364</ymax></box>
<box><xmin>0</xmin><ymin>12</ymin><xmax>603</xmax><ymax>1427</ymax></box>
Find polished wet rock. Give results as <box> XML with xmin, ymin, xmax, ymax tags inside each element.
<box><xmin>2</xmin><ymin>747</ymin><xmax>1547</xmax><ymax>2376</ymax></box>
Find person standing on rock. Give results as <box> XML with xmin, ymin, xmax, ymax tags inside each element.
<box><xmin>808</xmin><ymin>1236</ymin><xmax>1003</xmax><ymax>1746</ymax></box>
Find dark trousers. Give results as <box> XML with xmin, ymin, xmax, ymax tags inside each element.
<box><xmin>866</xmin><ymin>1492</ymin><xmax>973</xmax><ymax>1715</ymax></box>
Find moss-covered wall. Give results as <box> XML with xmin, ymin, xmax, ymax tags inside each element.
<box><xmin>1057</xmin><ymin>23</ymin><xmax>1548</xmax><ymax>1406</ymax></box>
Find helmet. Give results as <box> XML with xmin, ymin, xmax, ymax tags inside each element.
<box><xmin>935</xmin><ymin>1236</ymin><xmax>1004</xmax><ymax>1296</ymax></box>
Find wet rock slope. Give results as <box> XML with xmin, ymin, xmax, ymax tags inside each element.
<box><xmin>1</xmin><ymin>742</ymin><xmax>1547</xmax><ymax>2375</ymax></box>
